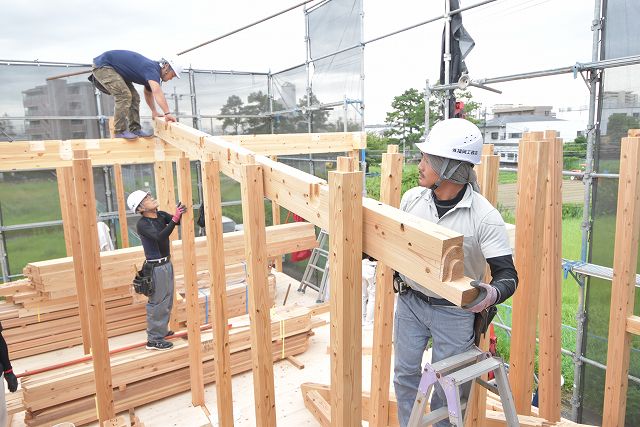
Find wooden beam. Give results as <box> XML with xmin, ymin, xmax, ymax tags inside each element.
<box><xmin>113</xmin><ymin>164</ymin><xmax>129</xmax><ymax>248</ymax></box>
<box><xmin>302</xmin><ymin>382</ymin><xmax>399</xmax><ymax>426</ymax></box>
<box><xmin>240</xmin><ymin>160</ymin><xmax>276</xmax><ymax>426</ymax></box>
<box><xmin>370</xmin><ymin>145</ymin><xmax>402</xmax><ymax>427</ymax></box>
<box><xmin>177</xmin><ymin>155</ymin><xmax>205</xmax><ymax>406</ymax></box>
<box><xmin>71</xmin><ymin>149</ymin><xmax>115</xmax><ymax>422</ymax></box>
<box><xmin>0</xmin><ymin>138</ymin><xmax>183</xmax><ymax>171</ymax></box>
<box><xmin>330</xmin><ymin>156</ymin><xmax>363</xmax><ymax>427</ymax></box>
<box><xmin>602</xmin><ymin>136</ymin><xmax>640</xmax><ymax>427</ymax></box>
<box><xmin>154</xmin><ymin>160</ymin><xmax>179</xmax><ymax>331</ymax></box>
<box><xmin>627</xmin><ymin>315</ymin><xmax>640</xmax><ymax>335</ymax></box>
<box><xmin>59</xmin><ymin>166</ymin><xmax>91</xmax><ymax>355</ymax></box>
<box><xmin>269</xmin><ymin>156</ymin><xmax>283</xmax><ymax>272</ymax></box>
<box><xmin>538</xmin><ymin>132</ymin><xmax>563</xmax><ymax>422</ymax></box>
<box><xmin>201</xmin><ymin>157</ymin><xmax>234</xmax><ymax>426</ymax></box>
<box><xmin>466</xmin><ymin>147</ymin><xmax>500</xmax><ymax>427</ymax></box>
<box><xmin>476</xmin><ymin>144</ymin><xmax>499</xmax><ymax>206</ymax></box>
<box><xmin>223</xmin><ymin>131</ymin><xmax>366</xmax><ymax>155</ymax></box>
<box><xmin>55</xmin><ymin>167</ymin><xmax>74</xmax><ymax>256</ymax></box>
<box><xmin>154</xmin><ymin>120</ymin><xmax>478</xmax><ymax>306</ymax></box>
<box><xmin>509</xmin><ymin>133</ymin><xmax>550</xmax><ymax>414</ymax></box>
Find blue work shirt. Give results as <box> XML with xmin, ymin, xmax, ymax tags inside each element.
<box><xmin>93</xmin><ymin>50</ymin><xmax>161</xmax><ymax>91</ymax></box>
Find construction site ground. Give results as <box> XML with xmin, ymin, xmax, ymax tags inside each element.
<box><xmin>8</xmin><ymin>270</ymin><xmax>410</xmax><ymax>427</ymax></box>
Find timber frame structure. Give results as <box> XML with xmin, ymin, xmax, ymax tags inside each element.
<box><xmin>1</xmin><ymin>122</ymin><xmax>639</xmax><ymax>427</ymax></box>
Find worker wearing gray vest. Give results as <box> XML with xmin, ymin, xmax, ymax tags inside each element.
<box><xmin>393</xmin><ymin>118</ymin><xmax>518</xmax><ymax>426</ymax></box>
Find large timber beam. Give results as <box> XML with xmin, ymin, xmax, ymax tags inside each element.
<box><xmin>154</xmin><ymin>119</ymin><xmax>478</xmax><ymax>307</ymax></box>
<box><xmin>224</xmin><ymin>131</ymin><xmax>366</xmax><ymax>155</ymax></box>
<box><xmin>0</xmin><ymin>138</ymin><xmax>182</xmax><ymax>170</ymax></box>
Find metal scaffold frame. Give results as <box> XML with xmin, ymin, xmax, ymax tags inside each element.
<box><xmin>427</xmin><ymin>0</ymin><xmax>640</xmax><ymax>422</ymax></box>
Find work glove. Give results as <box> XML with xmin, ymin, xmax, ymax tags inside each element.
<box><xmin>172</xmin><ymin>201</ymin><xmax>187</xmax><ymax>223</ymax></box>
<box><xmin>4</xmin><ymin>369</ymin><xmax>18</xmax><ymax>392</ymax></box>
<box><xmin>463</xmin><ymin>281</ymin><xmax>497</xmax><ymax>313</ymax></box>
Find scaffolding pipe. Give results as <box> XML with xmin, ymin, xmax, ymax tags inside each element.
<box><xmin>431</xmin><ymin>54</ymin><xmax>640</xmax><ymax>91</ymax></box>
<box><xmin>177</xmin><ymin>0</ymin><xmax>316</xmax><ymax>55</ymax></box>
<box><xmin>443</xmin><ymin>0</ymin><xmax>452</xmax><ymax>119</ymax></box>
<box><xmin>360</xmin><ymin>0</ymin><xmax>367</xmax><ymax>182</ymax></box>
<box><xmin>424</xmin><ymin>79</ymin><xmax>431</xmax><ymax>136</ymax></box>
<box><xmin>573</xmin><ymin>0</ymin><xmax>603</xmax><ymax>420</ymax></box>
<box><xmin>0</xmin><ymin>204</ymin><xmax>9</xmax><ymax>283</ymax></box>
<box><xmin>189</xmin><ymin>68</ymin><xmax>200</xmax><ymax>130</ymax></box>
<box><xmin>304</xmin><ymin>5</ymin><xmax>315</xmax><ymax>176</ymax></box>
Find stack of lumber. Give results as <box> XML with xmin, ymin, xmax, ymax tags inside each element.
<box><xmin>0</xmin><ymin>222</ymin><xmax>315</xmax><ymax>359</ymax></box>
<box><xmin>0</xmin><ymin>265</ymin><xmax>275</xmax><ymax>360</ymax></box>
<box><xmin>21</xmin><ymin>305</ymin><xmax>313</xmax><ymax>427</ymax></box>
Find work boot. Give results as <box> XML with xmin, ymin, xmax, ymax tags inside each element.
<box><xmin>114</xmin><ymin>131</ymin><xmax>139</xmax><ymax>140</ymax></box>
<box><xmin>131</xmin><ymin>129</ymin><xmax>154</xmax><ymax>138</ymax></box>
<box><xmin>145</xmin><ymin>340</ymin><xmax>174</xmax><ymax>351</ymax></box>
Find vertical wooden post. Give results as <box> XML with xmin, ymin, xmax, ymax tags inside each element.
<box><xmin>58</xmin><ymin>166</ymin><xmax>92</xmax><ymax>355</ymax></box>
<box><xmin>71</xmin><ymin>150</ymin><xmax>115</xmax><ymax>422</ymax></box>
<box><xmin>108</xmin><ymin>117</ymin><xmax>115</xmax><ymax>138</ymax></box>
<box><xmin>602</xmin><ymin>135</ymin><xmax>640</xmax><ymax>427</ymax></box>
<box><xmin>240</xmin><ymin>156</ymin><xmax>276</xmax><ymax>426</ymax></box>
<box><xmin>466</xmin><ymin>144</ymin><xmax>500</xmax><ymax>427</ymax></box>
<box><xmin>269</xmin><ymin>156</ymin><xmax>283</xmax><ymax>272</ymax></box>
<box><xmin>538</xmin><ymin>132</ymin><xmax>562</xmax><ymax>422</ymax></box>
<box><xmin>112</xmin><ymin>164</ymin><xmax>129</xmax><ymax>248</ymax></box>
<box><xmin>56</xmin><ymin>167</ymin><xmax>74</xmax><ymax>256</ymax></box>
<box><xmin>509</xmin><ymin>133</ymin><xmax>550</xmax><ymax>414</ymax></box>
<box><xmin>369</xmin><ymin>145</ymin><xmax>403</xmax><ymax>427</ymax></box>
<box><xmin>349</xmin><ymin>149</ymin><xmax>361</xmax><ymax>171</ymax></box>
<box><xmin>330</xmin><ymin>155</ymin><xmax>363</xmax><ymax>427</ymax></box>
<box><xmin>154</xmin><ymin>160</ymin><xmax>179</xmax><ymax>330</ymax></box>
<box><xmin>176</xmin><ymin>155</ymin><xmax>205</xmax><ymax>406</ymax></box>
<box><xmin>201</xmin><ymin>157</ymin><xmax>234</xmax><ymax>426</ymax></box>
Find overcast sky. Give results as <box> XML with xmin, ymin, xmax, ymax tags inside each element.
<box><xmin>0</xmin><ymin>0</ymin><xmax>596</xmax><ymax>125</ymax></box>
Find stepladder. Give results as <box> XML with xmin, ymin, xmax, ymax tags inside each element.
<box><xmin>297</xmin><ymin>229</ymin><xmax>330</xmax><ymax>303</ymax></box>
<box><xmin>408</xmin><ymin>346</ymin><xmax>519</xmax><ymax>427</ymax></box>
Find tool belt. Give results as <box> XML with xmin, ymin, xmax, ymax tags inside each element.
<box><xmin>473</xmin><ymin>305</ymin><xmax>497</xmax><ymax>347</ymax></box>
<box><xmin>132</xmin><ymin>261</ymin><xmax>155</xmax><ymax>297</ymax></box>
<box><xmin>392</xmin><ymin>272</ymin><xmax>455</xmax><ymax>306</ymax></box>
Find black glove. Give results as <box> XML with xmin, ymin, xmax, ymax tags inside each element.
<box><xmin>4</xmin><ymin>369</ymin><xmax>18</xmax><ymax>392</ymax></box>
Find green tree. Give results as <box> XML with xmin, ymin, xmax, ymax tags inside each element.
<box><xmin>384</xmin><ymin>88</ymin><xmax>481</xmax><ymax>153</ymax></box>
<box><xmin>241</xmin><ymin>91</ymin><xmax>272</xmax><ymax>135</ymax></box>
<box><xmin>300</xmin><ymin>93</ymin><xmax>333</xmax><ymax>133</ymax></box>
<box><xmin>365</xmin><ymin>132</ymin><xmax>390</xmax><ymax>167</ymax></box>
<box><xmin>605</xmin><ymin>113</ymin><xmax>640</xmax><ymax>145</ymax></box>
<box><xmin>220</xmin><ymin>95</ymin><xmax>245</xmax><ymax>135</ymax></box>
<box><xmin>0</xmin><ymin>113</ymin><xmax>16</xmax><ymax>141</ymax></box>
<box><xmin>384</xmin><ymin>88</ymin><xmax>425</xmax><ymax>149</ymax></box>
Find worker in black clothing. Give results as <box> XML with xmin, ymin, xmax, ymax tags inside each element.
<box><xmin>127</xmin><ymin>190</ymin><xmax>187</xmax><ymax>351</ymax></box>
<box><xmin>0</xmin><ymin>322</ymin><xmax>18</xmax><ymax>426</ymax></box>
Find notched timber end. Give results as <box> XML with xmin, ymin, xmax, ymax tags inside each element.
<box><xmin>441</xmin><ymin>244</ymin><xmax>465</xmax><ymax>282</ymax></box>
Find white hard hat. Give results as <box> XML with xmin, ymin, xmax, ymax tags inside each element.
<box><xmin>416</xmin><ymin>118</ymin><xmax>483</xmax><ymax>165</ymax></box>
<box><xmin>163</xmin><ymin>57</ymin><xmax>184</xmax><ymax>79</ymax></box>
<box><xmin>127</xmin><ymin>190</ymin><xmax>149</xmax><ymax>212</ymax></box>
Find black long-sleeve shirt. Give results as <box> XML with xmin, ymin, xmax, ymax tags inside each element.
<box><xmin>136</xmin><ymin>211</ymin><xmax>178</xmax><ymax>260</ymax></box>
<box><xmin>0</xmin><ymin>322</ymin><xmax>12</xmax><ymax>373</ymax></box>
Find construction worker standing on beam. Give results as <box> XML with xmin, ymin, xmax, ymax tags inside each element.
<box><xmin>91</xmin><ymin>50</ymin><xmax>184</xmax><ymax>139</ymax></box>
<box><xmin>127</xmin><ymin>190</ymin><xmax>187</xmax><ymax>351</ymax></box>
<box><xmin>393</xmin><ymin>118</ymin><xmax>518</xmax><ymax>426</ymax></box>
